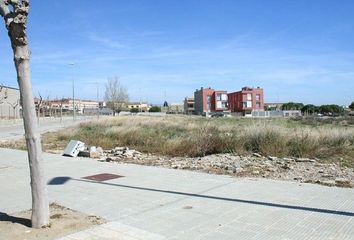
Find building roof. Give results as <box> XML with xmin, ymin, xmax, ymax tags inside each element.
<box><xmin>0</xmin><ymin>85</ymin><xmax>19</xmax><ymax>91</ymax></box>
<box><xmin>126</xmin><ymin>102</ymin><xmax>149</xmax><ymax>105</ymax></box>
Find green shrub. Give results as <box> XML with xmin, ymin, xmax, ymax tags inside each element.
<box><xmin>149</xmin><ymin>106</ymin><xmax>161</xmax><ymax>112</ymax></box>
<box><xmin>130</xmin><ymin>108</ymin><xmax>139</xmax><ymax>113</ymax></box>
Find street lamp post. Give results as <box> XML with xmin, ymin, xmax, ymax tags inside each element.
<box><xmin>69</xmin><ymin>63</ymin><xmax>75</xmax><ymax>121</ymax></box>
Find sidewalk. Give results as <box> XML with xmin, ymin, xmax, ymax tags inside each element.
<box><xmin>0</xmin><ymin>148</ymin><xmax>353</xmax><ymax>239</ymax></box>
<box><xmin>0</xmin><ymin>116</ymin><xmax>96</xmax><ymax>140</ymax></box>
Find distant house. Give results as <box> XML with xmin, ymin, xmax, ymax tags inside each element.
<box><xmin>228</xmin><ymin>87</ymin><xmax>264</xmax><ymax>116</ymax></box>
<box><xmin>167</xmin><ymin>103</ymin><xmax>184</xmax><ymax>114</ymax></box>
<box><xmin>0</xmin><ymin>85</ymin><xmax>21</xmax><ymax>119</ymax></box>
<box><xmin>194</xmin><ymin>87</ymin><xmax>229</xmax><ymax>115</ymax></box>
<box><xmin>125</xmin><ymin>102</ymin><xmax>151</xmax><ymax>112</ymax></box>
<box><xmin>184</xmin><ymin>97</ymin><xmax>195</xmax><ymax>115</ymax></box>
<box><xmin>282</xmin><ymin>110</ymin><xmax>302</xmax><ymax>117</ymax></box>
<box><xmin>36</xmin><ymin>98</ymin><xmax>100</xmax><ymax>116</ymax></box>
<box><xmin>264</xmin><ymin>102</ymin><xmax>285</xmax><ymax>111</ymax></box>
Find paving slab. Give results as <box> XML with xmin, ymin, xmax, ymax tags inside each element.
<box><xmin>55</xmin><ymin>222</ymin><xmax>166</xmax><ymax>240</ymax></box>
<box><xmin>0</xmin><ymin>148</ymin><xmax>353</xmax><ymax>240</ymax></box>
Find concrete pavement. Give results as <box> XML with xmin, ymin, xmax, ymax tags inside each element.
<box><xmin>0</xmin><ymin>116</ymin><xmax>96</xmax><ymax>140</ymax></box>
<box><xmin>0</xmin><ymin>148</ymin><xmax>353</xmax><ymax>239</ymax></box>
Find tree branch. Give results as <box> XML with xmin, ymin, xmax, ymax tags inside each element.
<box><xmin>0</xmin><ymin>0</ymin><xmax>10</xmax><ymax>17</ymax></box>
<box><xmin>0</xmin><ymin>0</ymin><xmax>30</xmax><ymax>46</ymax></box>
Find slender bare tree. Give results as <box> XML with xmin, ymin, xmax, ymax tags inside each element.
<box><xmin>0</xmin><ymin>84</ymin><xmax>9</xmax><ymax>103</ymax></box>
<box><xmin>35</xmin><ymin>93</ymin><xmax>42</xmax><ymax>123</ymax></box>
<box><xmin>0</xmin><ymin>0</ymin><xmax>49</xmax><ymax>228</ymax></box>
<box><xmin>104</xmin><ymin>76</ymin><xmax>129</xmax><ymax>115</ymax></box>
<box><xmin>7</xmin><ymin>99</ymin><xmax>19</xmax><ymax>118</ymax></box>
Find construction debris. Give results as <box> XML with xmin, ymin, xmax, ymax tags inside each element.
<box><xmin>62</xmin><ymin>140</ymin><xmax>85</xmax><ymax>157</ymax></box>
<box><xmin>62</xmin><ymin>141</ymin><xmax>354</xmax><ymax>188</ymax></box>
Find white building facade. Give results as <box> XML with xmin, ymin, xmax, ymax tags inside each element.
<box><xmin>0</xmin><ymin>85</ymin><xmax>21</xmax><ymax>119</ymax></box>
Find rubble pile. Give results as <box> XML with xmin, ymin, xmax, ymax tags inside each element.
<box><xmin>63</xmin><ymin>141</ymin><xmax>353</xmax><ymax>188</ymax></box>
<box><xmin>102</xmin><ymin>149</ymin><xmax>353</xmax><ymax>188</ymax></box>
<box><xmin>104</xmin><ymin>147</ymin><xmax>144</xmax><ymax>162</ymax></box>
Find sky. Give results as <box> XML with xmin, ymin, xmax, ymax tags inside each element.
<box><xmin>0</xmin><ymin>0</ymin><xmax>353</xmax><ymax>105</ymax></box>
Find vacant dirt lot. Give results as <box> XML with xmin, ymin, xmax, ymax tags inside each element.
<box><xmin>0</xmin><ymin>203</ymin><xmax>105</xmax><ymax>240</ymax></box>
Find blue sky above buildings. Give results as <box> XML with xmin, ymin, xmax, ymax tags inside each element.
<box><xmin>0</xmin><ymin>0</ymin><xmax>353</xmax><ymax>105</ymax></box>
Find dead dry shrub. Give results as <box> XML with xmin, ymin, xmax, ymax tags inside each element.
<box><xmin>243</xmin><ymin>126</ymin><xmax>288</xmax><ymax>157</ymax></box>
<box><xmin>33</xmin><ymin>116</ymin><xmax>354</xmax><ymax>164</ymax></box>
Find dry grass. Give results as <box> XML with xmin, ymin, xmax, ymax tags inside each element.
<box><xmin>38</xmin><ymin>115</ymin><xmax>354</xmax><ymax>167</ymax></box>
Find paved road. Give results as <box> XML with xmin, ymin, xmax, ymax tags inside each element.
<box><xmin>0</xmin><ymin>148</ymin><xmax>353</xmax><ymax>240</ymax></box>
<box><xmin>0</xmin><ymin>116</ymin><xmax>96</xmax><ymax>140</ymax></box>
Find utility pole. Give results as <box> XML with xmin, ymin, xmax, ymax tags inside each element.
<box><xmin>69</xmin><ymin>63</ymin><xmax>75</xmax><ymax>121</ymax></box>
<box><xmin>60</xmin><ymin>97</ymin><xmax>63</xmax><ymax>124</ymax></box>
<box><xmin>96</xmin><ymin>81</ymin><xmax>99</xmax><ymax>119</ymax></box>
<box><xmin>88</xmin><ymin>81</ymin><xmax>100</xmax><ymax>119</ymax></box>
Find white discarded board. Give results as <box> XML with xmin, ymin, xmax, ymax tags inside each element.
<box><xmin>63</xmin><ymin>140</ymin><xmax>85</xmax><ymax>157</ymax></box>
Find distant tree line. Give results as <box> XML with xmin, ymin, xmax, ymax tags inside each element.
<box><xmin>350</xmin><ymin>101</ymin><xmax>354</xmax><ymax>111</ymax></box>
<box><xmin>129</xmin><ymin>106</ymin><xmax>161</xmax><ymax>113</ymax></box>
<box><xmin>149</xmin><ymin>106</ymin><xmax>161</xmax><ymax>112</ymax></box>
<box><xmin>280</xmin><ymin>102</ymin><xmax>353</xmax><ymax>116</ymax></box>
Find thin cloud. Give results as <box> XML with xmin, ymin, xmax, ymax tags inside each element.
<box><xmin>88</xmin><ymin>33</ymin><xmax>125</xmax><ymax>50</ymax></box>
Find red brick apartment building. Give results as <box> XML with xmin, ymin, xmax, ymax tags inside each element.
<box><xmin>228</xmin><ymin>87</ymin><xmax>264</xmax><ymax>115</ymax></box>
<box><xmin>194</xmin><ymin>87</ymin><xmax>229</xmax><ymax>115</ymax></box>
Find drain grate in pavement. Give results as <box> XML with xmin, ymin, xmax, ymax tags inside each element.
<box><xmin>82</xmin><ymin>173</ymin><xmax>124</xmax><ymax>182</ymax></box>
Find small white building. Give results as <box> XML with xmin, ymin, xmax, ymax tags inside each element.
<box><xmin>0</xmin><ymin>85</ymin><xmax>21</xmax><ymax>119</ymax></box>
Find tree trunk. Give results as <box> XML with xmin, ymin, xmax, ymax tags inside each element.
<box><xmin>14</xmin><ymin>44</ymin><xmax>49</xmax><ymax>228</ymax></box>
<box><xmin>0</xmin><ymin>0</ymin><xmax>49</xmax><ymax>228</ymax></box>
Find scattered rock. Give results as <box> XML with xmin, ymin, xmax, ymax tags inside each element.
<box><xmin>320</xmin><ymin>180</ymin><xmax>336</xmax><ymax>187</ymax></box>
<box><xmin>77</xmin><ymin>151</ymin><xmax>90</xmax><ymax>158</ymax></box>
<box><xmin>268</xmin><ymin>156</ymin><xmax>277</xmax><ymax>161</ymax></box>
<box><xmin>295</xmin><ymin>158</ymin><xmax>316</xmax><ymax>163</ymax></box>
<box><xmin>253</xmin><ymin>153</ymin><xmax>262</xmax><ymax>158</ymax></box>
<box><xmin>281</xmin><ymin>164</ymin><xmax>291</xmax><ymax>170</ymax></box>
<box><xmin>114</xmin><ymin>147</ymin><xmax>127</xmax><ymax>151</ymax></box>
<box><xmin>335</xmin><ymin>178</ymin><xmax>353</xmax><ymax>187</ymax></box>
<box><xmin>96</xmin><ymin>147</ymin><xmax>103</xmax><ymax>154</ymax></box>
<box><xmin>322</xmin><ymin>174</ymin><xmax>334</xmax><ymax>178</ymax></box>
<box><xmin>105</xmin><ymin>157</ymin><xmax>113</xmax><ymax>162</ymax></box>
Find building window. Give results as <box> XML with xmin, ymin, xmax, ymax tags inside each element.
<box><xmin>256</xmin><ymin>102</ymin><xmax>260</xmax><ymax>108</ymax></box>
<box><xmin>216</xmin><ymin>101</ymin><xmax>222</xmax><ymax>108</ymax></box>
<box><xmin>242</xmin><ymin>102</ymin><xmax>247</xmax><ymax>108</ymax></box>
<box><xmin>247</xmin><ymin>93</ymin><xmax>252</xmax><ymax>100</ymax></box>
<box><xmin>222</xmin><ymin>102</ymin><xmax>227</xmax><ymax>108</ymax></box>
<box><xmin>256</xmin><ymin>94</ymin><xmax>260</xmax><ymax>101</ymax></box>
<box><xmin>247</xmin><ymin>101</ymin><xmax>252</xmax><ymax>108</ymax></box>
<box><xmin>221</xmin><ymin>94</ymin><xmax>227</xmax><ymax>101</ymax></box>
<box><xmin>216</xmin><ymin>94</ymin><xmax>222</xmax><ymax>101</ymax></box>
